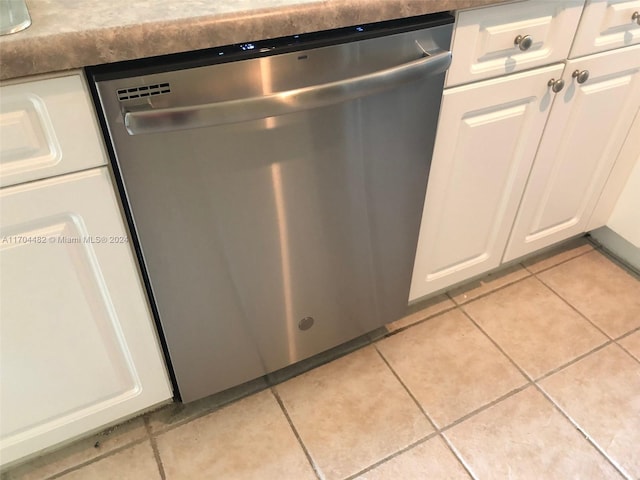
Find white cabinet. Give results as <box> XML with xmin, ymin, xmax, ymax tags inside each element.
<box><xmin>570</xmin><ymin>0</ymin><xmax>640</xmax><ymax>58</ymax></box>
<box><xmin>411</xmin><ymin>0</ymin><xmax>640</xmax><ymax>301</ymax></box>
<box><xmin>409</xmin><ymin>64</ymin><xmax>563</xmax><ymax>301</ymax></box>
<box><xmin>0</xmin><ymin>74</ymin><xmax>172</xmax><ymax>467</ymax></box>
<box><xmin>504</xmin><ymin>44</ymin><xmax>640</xmax><ymax>261</ymax></box>
<box><xmin>447</xmin><ymin>0</ymin><xmax>584</xmax><ymax>87</ymax></box>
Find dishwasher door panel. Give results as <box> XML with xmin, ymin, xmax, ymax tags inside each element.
<box><xmin>93</xmin><ymin>18</ymin><xmax>452</xmax><ymax>401</ymax></box>
<box><xmin>117</xmin><ymin>84</ymin><xmax>438</xmax><ymax>401</ymax></box>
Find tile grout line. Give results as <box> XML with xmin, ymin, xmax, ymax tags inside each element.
<box><xmin>437</xmin><ymin>383</ymin><xmax>532</xmax><ymax>435</ymax></box>
<box><xmin>45</xmin><ymin>438</ymin><xmax>149</xmax><ymax>480</ymax></box>
<box><xmin>519</xmin><ymin>241</ymin><xmax>596</xmax><ymax>276</ymax></box>
<box><xmin>460</xmin><ymin>290</ymin><xmax>632</xmax><ymax>479</ymax></box>
<box><xmin>384</xmin><ymin>303</ymin><xmax>459</xmax><ymax>337</ymax></box>
<box><xmin>615</xmin><ymin>325</ymin><xmax>640</xmax><ymax>342</ymax></box>
<box><xmin>533</xmin><ymin>273</ymin><xmax>615</xmax><ymax>340</ymax></box>
<box><xmin>535</xmin><ymin>268</ymin><xmax>640</xmax><ymax>362</ymax></box>
<box><xmin>458</xmin><ymin>307</ymin><xmax>535</xmax><ymax>383</ymax></box>
<box><xmin>371</xmin><ymin>344</ymin><xmax>478</xmax><ymax>480</ymax></box>
<box><xmin>371</xmin><ymin>345</ymin><xmax>440</xmax><ymax>432</ymax></box>
<box><xmin>445</xmin><ymin>239</ymin><xmax>597</xmax><ymax>309</ymax></box>
<box><xmin>445</xmin><ymin>269</ymin><xmax>532</xmax><ymax>307</ymax></box>
<box><xmin>614</xmin><ymin>325</ymin><xmax>640</xmax><ymax>365</ymax></box>
<box><xmin>270</xmin><ymin>387</ymin><xmax>324</xmax><ymax>480</ymax></box>
<box><xmin>144</xmin><ymin>416</ymin><xmax>166</xmax><ymax>480</ymax></box>
<box><xmin>532</xmin><ymin>340</ymin><xmax>613</xmax><ymax>383</ymax></box>
<box><xmin>533</xmin><ymin>243</ymin><xmax>638</xmax><ymax>477</ymax></box>
<box><xmin>534</xmin><ymin>254</ymin><xmax>640</xmax><ymax>361</ymax></box>
<box><xmin>342</xmin><ymin>434</ymin><xmax>440</xmax><ymax>480</ymax></box>
<box><xmin>530</xmin><ymin>382</ymin><xmax>633</xmax><ymax>480</ymax></box>
<box><xmin>437</xmin><ymin>432</ymin><xmax>479</xmax><ymax>480</ymax></box>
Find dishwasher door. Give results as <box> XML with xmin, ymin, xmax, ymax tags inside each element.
<box><xmin>92</xmin><ymin>15</ymin><xmax>453</xmax><ymax>402</ymax></box>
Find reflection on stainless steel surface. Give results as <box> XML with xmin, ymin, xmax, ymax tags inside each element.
<box><xmin>0</xmin><ymin>0</ymin><xmax>31</xmax><ymax>35</ymax></box>
<box><xmin>93</xmin><ymin>15</ymin><xmax>453</xmax><ymax>402</ymax></box>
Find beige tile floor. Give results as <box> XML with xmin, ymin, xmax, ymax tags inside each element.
<box><xmin>4</xmin><ymin>237</ymin><xmax>640</xmax><ymax>480</ymax></box>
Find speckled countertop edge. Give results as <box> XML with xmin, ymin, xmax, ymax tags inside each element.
<box><xmin>0</xmin><ymin>0</ymin><xmax>509</xmax><ymax>80</ymax></box>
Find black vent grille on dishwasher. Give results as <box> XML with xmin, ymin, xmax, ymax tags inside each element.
<box><xmin>117</xmin><ymin>83</ymin><xmax>171</xmax><ymax>101</ymax></box>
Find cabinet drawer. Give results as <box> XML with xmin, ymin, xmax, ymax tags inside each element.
<box><xmin>0</xmin><ymin>72</ymin><xmax>107</xmax><ymax>187</ymax></box>
<box><xmin>447</xmin><ymin>0</ymin><xmax>584</xmax><ymax>87</ymax></box>
<box><xmin>570</xmin><ymin>0</ymin><xmax>640</xmax><ymax>58</ymax></box>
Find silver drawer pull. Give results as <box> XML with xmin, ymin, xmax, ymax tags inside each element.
<box><xmin>514</xmin><ymin>34</ymin><xmax>533</xmax><ymax>51</ymax></box>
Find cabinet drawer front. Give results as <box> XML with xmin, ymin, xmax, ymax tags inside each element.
<box><xmin>447</xmin><ymin>0</ymin><xmax>584</xmax><ymax>87</ymax></box>
<box><xmin>571</xmin><ymin>0</ymin><xmax>640</xmax><ymax>58</ymax></box>
<box><xmin>0</xmin><ymin>72</ymin><xmax>107</xmax><ymax>187</ymax></box>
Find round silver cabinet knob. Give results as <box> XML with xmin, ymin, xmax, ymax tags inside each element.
<box><xmin>514</xmin><ymin>34</ymin><xmax>533</xmax><ymax>51</ymax></box>
<box><xmin>572</xmin><ymin>69</ymin><xmax>590</xmax><ymax>84</ymax></box>
<box><xmin>633</xmin><ymin>11</ymin><xmax>640</xmax><ymax>25</ymax></box>
<box><xmin>548</xmin><ymin>78</ymin><xmax>565</xmax><ymax>93</ymax></box>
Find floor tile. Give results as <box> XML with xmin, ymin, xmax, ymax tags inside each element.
<box><xmin>538</xmin><ymin>250</ymin><xmax>640</xmax><ymax>338</ymax></box>
<box><xmin>387</xmin><ymin>294</ymin><xmax>454</xmax><ymax>332</ymax></box>
<box><xmin>3</xmin><ymin>418</ymin><xmax>148</xmax><ymax>480</ymax></box>
<box><xmin>155</xmin><ymin>390</ymin><xmax>314</xmax><ymax>480</ymax></box>
<box><xmin>56</xmin><ymin>441</ymin><xmax>160</xmax><ymax>480</ymax></box>
<box><xmin>445</xmin><ymin>387</ymin><xmax>621</xmax><ymax>479</ymax></box>
<box><xmin>618</xmin><ymin>330</ymin><xmax>640</xmax><ymax>361</ymax></box>
<box><xmin>275</xmin><ymin>346</ymin><xmax>432</xmax><ymax>480</ymax></box>
<box><xmin>463</xmin><ymin>277</ymin><xmax>607</xmax><ymax>379</ymax></box>
<box><xmin>354</xmin><ymin>436</ymin><xmax>470</xmax><ymax>479</ymax></box>
<box><xmin>377</xmin><ymin>309</ymin><xmax>526</xmax><ymax>428</ymax></box>
<box><xmin>448</xmin><ymin>264</ymin><xmax>530</xmax><ymax>305</ymax></box>
<box><xmin>521</xmin><ymin>236</ymin><xmax>593</xmax><ymax>273</ymax></box>
<box><xmin>539</xmin><ymin>344</ymin><xmax>640</xmax><ymax>479</ymax></box>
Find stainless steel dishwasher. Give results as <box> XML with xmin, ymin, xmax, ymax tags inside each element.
<box><xmin>89</xmin><ymin>13</ymin><xmax>453</xmax><ymax>402</ymax></box>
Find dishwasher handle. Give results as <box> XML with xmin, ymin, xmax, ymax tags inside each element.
<box><xmin>123</xmin><ymin>48</ymin><xmax>451</xmax><ymax>135</ymax></box>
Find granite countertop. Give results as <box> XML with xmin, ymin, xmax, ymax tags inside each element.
<box><xmin>0</xmin><ymin>0</ymin><xmax>507</xmax><ymax>80</ymax></box>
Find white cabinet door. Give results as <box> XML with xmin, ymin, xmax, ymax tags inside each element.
<box><xmin>409</xmin><ymin>64</ymin><xmax>563</xmax><ymax>302</ymax></box>
<box><xmin>504</xmin><ymin>44</ymin><xmax>640</xmax><ymax>262</ymax></box>
<box><xmin>0</xmin><ymin>168</ymin><xmax>172</xmax><ymax>466</ymax></box>
<box><xmin>447</xmin><ymin>0</ymin><xmax>584</xmax><ymax>87</ymax></box>
<box><xmin>570</xmin><ymin>0</ymin><xmax>640</xmax><ymax>58</ymax></box>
